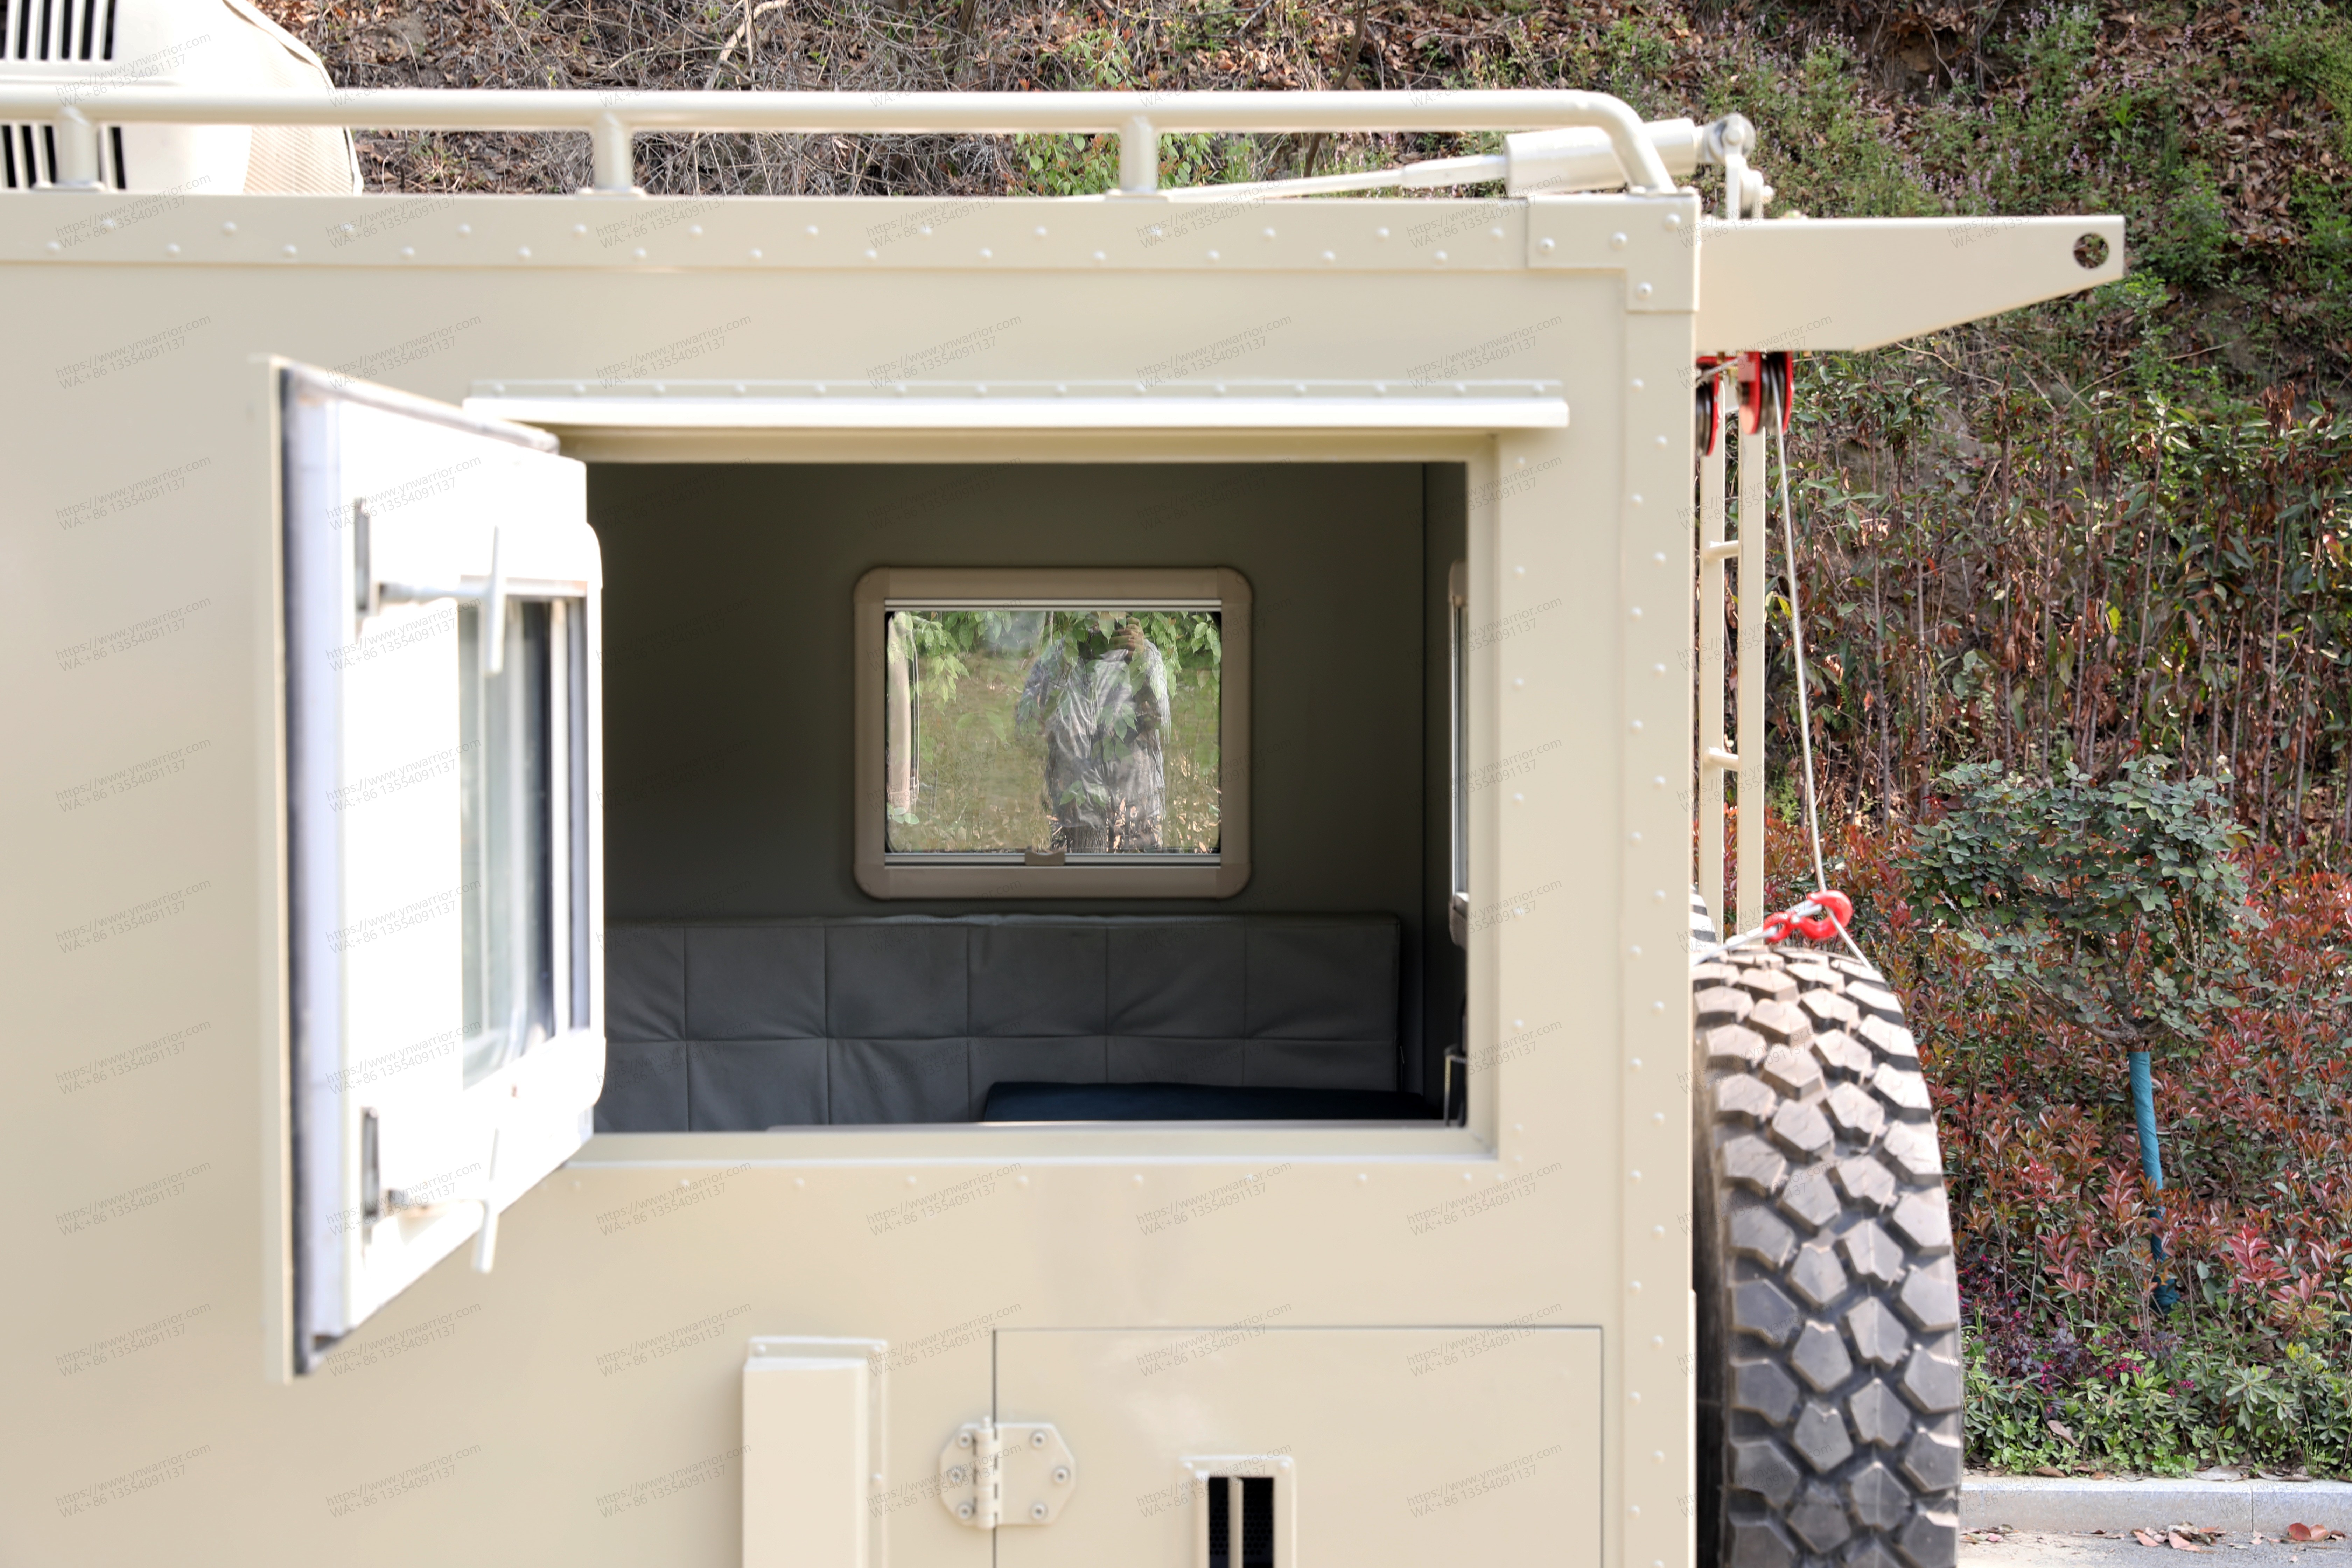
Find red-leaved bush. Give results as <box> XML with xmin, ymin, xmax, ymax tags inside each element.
<box><xmin>1745</xmin><ymin>812</ymin><xmax>2352</xmax><ymax>1472</ymax></box>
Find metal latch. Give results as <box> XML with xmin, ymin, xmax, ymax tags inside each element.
<box><xmin>939</xmin><ymin>1421</ymin><xmax>1077</xmax><ymax>1529</ymax></box>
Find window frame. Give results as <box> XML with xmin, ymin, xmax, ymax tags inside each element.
<box><xmin>852</xmin><ymin>566</ymin><xmax>1252</xmax><ymax>899</ymax></box>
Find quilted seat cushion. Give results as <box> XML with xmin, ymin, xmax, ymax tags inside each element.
<box><xmin>596</xmin><ymin>914</ymin><xmax>1401</xmax><ymax>1129</ymax></box>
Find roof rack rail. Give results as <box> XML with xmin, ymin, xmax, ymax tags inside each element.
<box><xmin>0</xmin><ymin>86</ymin><xmax>1679</xmax><ymax>196</ymax></box>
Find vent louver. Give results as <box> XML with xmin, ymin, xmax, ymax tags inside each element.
<box><xmin>3</xmin><ymin>0</ymin><xmax>127</xmax><ymax>189</ymax></box>
<box><xmin>1206</xmin><ymin>1475</ymin><xmax>1277</xmax><ymax>1568</ymax></box>
<box><xmin>1185</xmin><ymin>1457</ymin><xmax>1294</xmax><ymax>1568</ymax></box>
<box><xmin>5</xmin><ymin>0</ymin><xmax>117</xmax><ymax>60</ymax></box>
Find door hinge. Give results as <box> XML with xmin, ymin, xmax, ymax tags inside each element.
<box><xmin>939</xmin><ymin>1420</ymin><xmax>1077</xmax><ymax>1530</ymax></box>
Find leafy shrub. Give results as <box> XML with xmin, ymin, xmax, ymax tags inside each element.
<box><xmin>1899</xmin><ymin>758</ymin><xmax>2252</xmax><ymax>1050</ymax></box>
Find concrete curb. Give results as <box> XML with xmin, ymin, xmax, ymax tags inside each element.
<box><xmin>1962</xmin><ymin>1475</ymin><xmax>2352</xmax><ymax>1535</ymax></box>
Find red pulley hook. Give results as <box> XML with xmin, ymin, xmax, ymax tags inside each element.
<box><xmin>1760</xmin><ymin>889</ymin><xmax>1853</xmax><ymax>946</ymax></box>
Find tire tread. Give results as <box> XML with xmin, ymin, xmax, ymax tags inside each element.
<box><xmin>1696</xmin><ymin>941</ymin><xmax>1961</xmax><ymax>1568</ymax></box>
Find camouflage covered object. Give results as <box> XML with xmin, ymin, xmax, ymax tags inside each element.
<box><xmin>1016</xmin><ymin>634</ymin><xmax>1169</xmax><ymax>852</ymax></box>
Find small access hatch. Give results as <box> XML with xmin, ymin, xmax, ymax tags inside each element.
<box><xmin>278</xmin><ymin>363</ymin><xmax>605</xmax><ymax>1373</ymax></box>
<box><xmin>995</xmin><ymin>1326</ymin><xmax>1602</xmax><ymax>1568</ymax></box>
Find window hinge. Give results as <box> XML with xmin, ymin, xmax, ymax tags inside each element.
<box><xmin>939</xmin><ymin>1420</ymin><xmax>1077</xmax><ymax>1530</ymax></box>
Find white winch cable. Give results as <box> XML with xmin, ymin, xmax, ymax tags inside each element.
<box><xmin>1695</xmin><ymin>378</ymin><xmax>1866</xmax><ymax>966</ymax></box>
<box><xmin>1771</xmin><ymin>384</ymin><xmax>1867</xmax><ymax>964</ymax></box>
<box><xmin>1698</xmin><ymin>895</ymin><xmax>1839</xmax><ymax>959</ymax></box>
<box><xmin>1155</xmin><ymin>152</ymin><xmax>1506</xmax><ymax>201</ymax></box>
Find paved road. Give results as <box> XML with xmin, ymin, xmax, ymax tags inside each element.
<box><xmin>1965</xmin><ymin>1531</ymin><xmax>2349</xmax><ymax>1568</ymax></box>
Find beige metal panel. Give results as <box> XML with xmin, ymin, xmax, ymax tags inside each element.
<box><xmin>1528</xmin><ymin>192</ymin><xmax>1702</xmax><ymax>314</ymax></box>
<box><xmin>0</xmin><ymin>187</ymin><xmax>1670</xmax><ymax>1566</ymax></box>
<box><xmin>1696</xmin><ymin>215</ymin><xmax>2125</xmax><ymax>351</ymax></box>
<box><xmin>1616</xmin><ymin>303</ymin><xmax>1702</xmax><ymax>1568</ymax></box>
<box><xmin>12</xmin><ymin>191</ymin><xmax>1540</xmax><ymax>272</ymax></box>
<box><xmin>995</xmin><ymin>1327</ymin><xmax>1602</xmax><ymax>1568</ymax></box>
<box><xmin>0</xmin><ymin>195</ymin><xmax>1611</xmax><ymax>400</ymax></box>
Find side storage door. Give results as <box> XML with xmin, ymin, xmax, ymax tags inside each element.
<box><xmin>995</xmin><ymin>1327</ymin><xmax>1603</xmax><ymax>1568</ymax></box>
<box><xmin>279</xmin><ymin>363</ymin><xmax>603</xmax><ymax>1374</ymax></box>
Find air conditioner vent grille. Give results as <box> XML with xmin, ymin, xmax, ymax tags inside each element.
<box><xmin>3</xmin><ymin>0</ymin><xmax>117</xmax><ymax>62</ymax></box>
<box><xmin>2</xmin><ymin>119</ymin><xmax>128</xmax><ymax>189</ymax></box>
<box><xmin>2</xmin><ymin>0</ymin><xmax>126</xmax><ymax>189</ymax></box>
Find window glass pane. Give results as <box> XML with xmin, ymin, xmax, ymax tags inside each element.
<box><xmin>460</xmin><ymin>600</ymin><xmax>554</xmax><ymax>1086</ymax></box>
<box><xmin>885</xmin><ymin>609</ymin><xmax>1221</xmax><ymax>855</ymax></box>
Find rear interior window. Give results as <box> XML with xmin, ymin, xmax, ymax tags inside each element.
<box><xmin>884</xmin><ymin>607</ymin><xmax>1223</xmax><ymax>859</ymax></box>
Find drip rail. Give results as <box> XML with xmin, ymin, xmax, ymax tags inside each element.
<box><xmin>0</xmin><ymin>85</ymin><xmax>1676</xmax><ymax>196</ymax></box>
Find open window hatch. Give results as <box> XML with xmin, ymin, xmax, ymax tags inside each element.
<box><xmin>280</xmin><ymin>364</ymin><xmax>605</xmax><ymax>1370</ymax></box>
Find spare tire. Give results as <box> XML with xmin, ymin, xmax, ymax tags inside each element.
<box><xmin>1690</xmin><ymin>939</ymin><xmax>1963</xmax><ymax>1568</ymax></box>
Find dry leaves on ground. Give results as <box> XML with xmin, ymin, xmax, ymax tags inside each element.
<box><xmin>2137</xmin><ymin>1528</ymin><xmax>2234</xmax><ymax>1550</ymax></box>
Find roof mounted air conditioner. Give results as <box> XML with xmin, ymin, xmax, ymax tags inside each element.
<box><xmin>0</xmin><ymin>0</ymin><xmax>358</xmax><ymax>192</ymax></box>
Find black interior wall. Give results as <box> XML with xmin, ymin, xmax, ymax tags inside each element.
<box><xmin>588</xmin><ymin>462</ymin><xmax>1465</xmax><ymax>1086</ymax></box>
<box><xmin>1421</xmin><ymin>465</ymin><xmax>1468</xmax><ymax>1103</ymax></box>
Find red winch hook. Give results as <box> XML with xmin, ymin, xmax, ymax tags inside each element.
<box><xmin>1760</xmin><ymin>890</ymin><xmax>1854</xmax><ymax>946</ymax></box>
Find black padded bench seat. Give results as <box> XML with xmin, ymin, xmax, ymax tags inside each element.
<box><xmin>597</xmin><ymin>915</ymin><xmax>1407</xmax><ymax>1130</ymax></box>
<box><xmin>981</xmin><ymin>1081</ymin><xmax>1437</xmax><ymax>1122</ymax></box>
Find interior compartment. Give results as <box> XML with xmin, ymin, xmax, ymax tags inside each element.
<box><xmin>588</xmin><ymin>462</ymin><xmax>1467</xmax><ymax>1127</ymax></box>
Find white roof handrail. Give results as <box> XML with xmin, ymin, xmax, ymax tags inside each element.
<box><xmin>0</xmin><ymin>86</ymin><xmax>1679</xmax><ymax>197</ymax></box>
